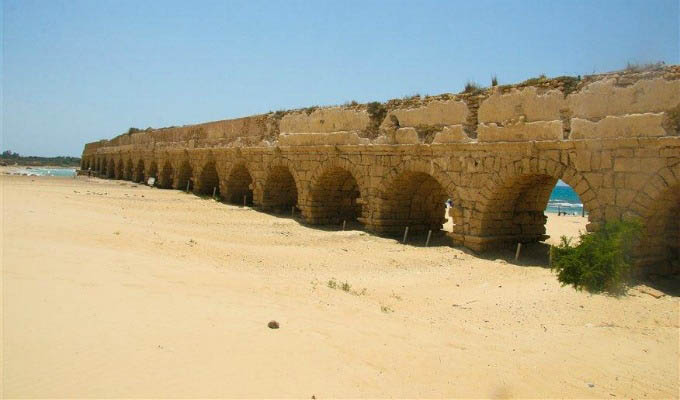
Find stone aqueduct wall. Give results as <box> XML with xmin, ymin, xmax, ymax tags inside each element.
<box><xmin>82</xmin><ymin>66</ymin><xmax>680</xmax><ymax>274</ymax></box>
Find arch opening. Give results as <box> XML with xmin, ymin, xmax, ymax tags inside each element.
<box><xmin>124</xmin><ymin>159</ymin><xmax>133</xmax><ymax>180</ymax></box>
<box><xmin>106</xmin><ymin>159</ymin><xmax>115</xmax><ymax>178</ymax></box>
<box><xmin>97</xmin><ymin>158</ymin><xmax>104</xmax><ymax>173</ymax></box>
<box><xmin>115</xmin><ymin>159</ymin><xmax>124</xmax><ymax>179</ymax></box>
<box><xmin>262</xmin><ymin>166</ymin><xmax>298</xmax><ymax>212</ymax></box>
<box><xmin>479</xmin><ymin>174</ymin><xmax>587</xmax><ymax>249</ymax></box>
<box><xmin>177</xmin><ymin>161</ymin><xmax>193</xmax><ymax>191</ymax></box>
<box><xmin>148</xmin><ymin>161</ymin><xmax>158</xmax><ymax>185</ymax></box>
<box><xmin>379</xmin><ymin>171</ymin><xmax>450</xmax><ymax>235</ymax></box>
<box><xmin>639</xmin><ymin>184</ymin><xmax>680</xmax><ymax>275</ymax></box>
<box><xmin>159</xmin><ymin>161</ymin><xmax>174</xmax><ymax>189</ymax></box>
<box><xmin>310</xmin><ymin>167</ymin><xmax>363</xmax><ymax>226</ymax></box>
<box><xmin>197</xmin><ymin>161</ymin><xmax>220</xmax><ymax>196</ymax></box>
<box><xmin>226</xmin><ymin>164</ymin><xmax>254</xmax><ymax>205</ymax></box>
<box><xmin>134</xmin><ymin>160</ymin><xmax>146</xmax><ymax>183</ymax></box>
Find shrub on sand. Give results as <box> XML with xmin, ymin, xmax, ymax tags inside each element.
<box><xmin>550</xmin><ymin>219</ymin><xmax>642</xmax><ymax>295</ymax></box>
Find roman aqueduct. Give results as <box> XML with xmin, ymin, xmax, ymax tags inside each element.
<box><xmin>81</xmin><ymin>66</ymin><xmax>680</xmax><ymax>274</ymax></box>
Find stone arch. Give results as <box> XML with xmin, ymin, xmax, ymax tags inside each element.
<box><xmin>224</xmin><ymin>162</ymin><xmax>255</xmax><ymax>205</ymax></box>
<box><xmin>197</xmin><ymin>160</ymin><xmax>221</xmax><ymax>196</ymax></box>
<box><xmin>629</xmin><ymin>164</ymin><xmax>680</xmax><ymax>275</ymax></box>
<box><xmin>261</xmin><ymin>159</ymin><xmax>300</xmax><ymax>211</ymax></box>
<box><xmin>134</xmin><ymin>159</ymin><xmax>146</xmax><ymax>183</ymax></box>
<box><xmin>177</xmin><ymin>160</ymin><xmax>193</xmax><ymax>190</ymax></box>
<box><xmin>106</xmin><ymin>158</ymin><xmax>115</xmax><ymax>178</ymax></box>
<box><xmin>471</xmin><ymin>157</ymin><xmax>598</xmax><ymax>249</ymax></box>
<box><xmin>307</xmin><ymin>158</ymin><xmax>369</xmax><ymax>225</ymax></box>
<box><xmin>116</xmin><ymin>159</ymin><xmax>125</xmax><ymax>179</ymax></box>
<box><xmin>158</xmin><ymin>160</ymin><xmax>174</xmax><ymax>189</ymax></box>
<box><xmin>124</xmin><ymin>158</ymin><xmax>134</xmax><ymax>180</ymax></box>
<box><xmin>148</xmin><ymin>161</ymin><xmax>159</xmax><ymax>182</ymax></box>
<box><xmin>373</xmin><ymin>160</ymin><xmax>461</xmax><ymax>235</ymax></box>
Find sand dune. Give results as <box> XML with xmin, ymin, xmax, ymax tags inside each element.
<box><xmin>2</xmin><ymin>174</ymin><xmax>678</xmax><ymax>398</ymax></box>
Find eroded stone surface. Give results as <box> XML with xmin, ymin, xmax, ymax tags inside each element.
<box><xmin>478</xmin><ymin>120</ymin><xmax>563</xmax><ymax>142</ymax></box>
<box><xmin>280</xmin><ymin>108</ymin><xmax>370</xmax><ymax>134</ymax></box>
<box><xmin>382</xmin><ymin>100</ymin><xmax>468</xmax><ymax>128</ymax></box>
<box><xmin>568</xmin><ymin>77</ymin><xmax>680</xmax><ymax>119</ymax></box>
<box><xmin>571</xmin><ymin>114</ymin><xmax>668</xmax><ymax>139</ymax></box>
<box><xmin>478</xmin><ymin>86</ymin><xmax>566</xmax><ymax>124</ymax></box>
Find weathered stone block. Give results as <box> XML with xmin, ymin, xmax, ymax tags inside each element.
<box><xmin>571</xmin><ymin>113</ymin><xmax>667</xmax><ymax>139</ymax></box>
<box><xmin>394</xmin><ymin>128</ymin><xmax>419</xmax><ymax>144</ymax></box>
<box><xmin>613</xmin><ymin>157</ymin><xmax>641</xmax><ymax>172</ymax></box>
<box><xmin>568</xmin><ymin>77</ymin><xmax>680</xmax><ymax>119</ymax></box>
<box><xmin>278</xmin><ymin>132</ymin><xmax>369</xmax><ymax>146</ymax></box>
<box><xmin>280</xmin><ymin>108</ymin><xmax>370</xmax><ymax>134</ymax></box>
<box><xmin>432</xmin><ymin>125</ymin><xmax>472</xmax><ymax>143</ymax></box>
<box><xmin>479</xmin><ymin>86</ymin><xmax>566</xmax><ymax>123</ymax></box>
<box><xmin>477</xmin><ymin>121</ymin><xmax>563</xmax><ymax>142</ymax></box>
<box><xmin>384</xmin><ymin>100</ymin><xmax>468</xmax><ymax>128</ymax></box>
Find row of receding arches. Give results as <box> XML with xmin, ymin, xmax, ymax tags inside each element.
<box><xmin>86</xmin><ymin>156</ymin><xmax>452</xmax><ymax>235</ymax></box>
<box><xmin>83</xmin><ymin>154</ymin><xmax>679</xmax><ymax>273</ymax></box>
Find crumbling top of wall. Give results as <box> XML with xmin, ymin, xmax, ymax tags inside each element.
<box><xmin>83</xmin><ymin>64</ymin><xmax>680</xmax><ymax>156</ymax></box>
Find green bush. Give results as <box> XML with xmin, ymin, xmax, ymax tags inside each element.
<box><xmin>550</xmin><ymin>219</ymin><xmax>642</xmax><ymax>294</ymax></box>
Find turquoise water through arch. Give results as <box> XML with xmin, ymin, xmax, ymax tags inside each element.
<box><xmin>546</xmin><ymin>181</ymin><xmax>584</xmax><ymax>215</ymax></box>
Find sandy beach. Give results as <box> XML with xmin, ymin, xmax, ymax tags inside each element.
<box><xmin>2</xmin><ymin>174</ymin><xmax>678</xmax><ymax>398</ymax></box>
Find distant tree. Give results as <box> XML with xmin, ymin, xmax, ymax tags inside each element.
<box><xmin>1</xmin><ymin>150</ymin><xmax>20</xmax><ymax>158</ymax></box>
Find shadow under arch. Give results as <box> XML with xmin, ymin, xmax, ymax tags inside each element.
<box><xmin>148</xmin><ymin>161</ymin><xmax>159</xmax><ymax>183</ymax></box>
<box><xmin>197</xmin><ymin>160</ymin><xmax>220</xmax><ymax>196</ymax></box>
<box><xmin>124</xmin><ymin>158</ymin><xmax>133</xmax><ymax>180</ymax></box>
<box><xmin>632</xmin><ymin>165</ymin><xmax>680</xmax><ymax>276</ymax></box>
<box><xmin>307</xmin><ymin>161</ymin><xmax>369</xmax><ymax>226</ymax></box>
<box><xmin>472</xmin><ymin>158</ymin><xmax>597</xmax><ymax>250</ymax></box>
<box><xmin>134</xmin><ymin>159</ymin><xmax>146</xmax><ymax>183</ymax></box>
<box><xmin>177</xmin><ymin>160</ymin><xmax>193</xmax><ymax>190</ymax></box>
<box><xmin>106</xmin><ymin>158</ymin><xmax>115</xmax><ymax>178</ymax></box>
<box><xmin>262</xmin><ymin>163</ymin><xmax>299</xmax><ymax>212</ymax></box>
<box><xmin>115</xmin><ymin>158</ymin><xmax>124</xmax><ymax>179</ymax></box>
<box><xmin>373</xmin><ymin>160</ymin><xmax>461</xmax><ymax>242</ymax></box>
<box><xmin>158</xmin><ymin>160</ymin><xmax>174</xmax><ymax>188</ymax></box>
<box><xmin>225</xmin><ymin>162</ymin><xmax>254</xmax><ymax>205</ymax></box>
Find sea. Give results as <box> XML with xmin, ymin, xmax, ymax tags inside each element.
<box><xmin>8</xmin><ymin>167</ymin><xmax>76</xmax><ymax>177</ymax></box>
<box><xmin>546</xmin><ymin>181</ymin><xmax>584</xmax><ymax>215</ymax></box>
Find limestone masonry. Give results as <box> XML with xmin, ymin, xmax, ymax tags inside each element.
<box><xmin>82</xmin><ymin>65</ymin><xmax>680</xmax><ymax>274</ymax></box>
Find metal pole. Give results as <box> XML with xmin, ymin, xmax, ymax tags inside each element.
<box><xmin>342</xmin><ymin>220</ymin><xmax>346</xmax><ymax>231</ymax></box>
<box><xmin>291</xmin><ymin>206</ymin><xmax>295</xmax><ymax>216</ymax></box>
<box><xmin>186</xmin><ymin>180</ymin><xmax>190</xmax><ymax>193</ymax></box>
<box><xmin>243</xmin><ymin>195</ymin><xmax>247</xmax><ymax>207</ymax></box>
<box><xmin>402</xmin><ymin>227</ymin><xmax>409</xmax><ymax>243</ymax></box>
<box><xmin>212</xmin><ymin>187</ymin><xmax>217</xmax><ymax>199</ymax></box>
<box><xmin>515</xmin><ymin>243</ymin><xmax>522</xmax><ymax>261</ymax></box>
<box><xmin>425</xmin><ymin>230</ymin><xmax>432</xmax><ymax>247</ymax></box>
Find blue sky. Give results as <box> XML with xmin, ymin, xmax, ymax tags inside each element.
<box><xmin>2</xmin><ymin>0</ymin><xmax>678</xmax><ymax>157</ymax></box>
